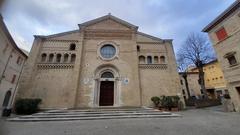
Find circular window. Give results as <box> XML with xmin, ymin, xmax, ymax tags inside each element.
<box><xmin>100</xmin><ymin>44</ymin><xmax>116</xmax><ymax>59</ymax></box>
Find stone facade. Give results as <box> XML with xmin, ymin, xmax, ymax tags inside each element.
<box><xmin>203</xmin><ymin>1</ymin><xmax>240</xmax><ymax>112</ymax></box>
<box><xmin>0</xmin><ymin>15</ymin><xmax>27</xmax><ymax>115</ymax></box>
<box><xmin>16</xmin><ymin>14</ymin><xmax>181</xmax><ymax>109</ymax></box>
<box><xmin>179</xmin><ymin>72</ymin><xmax>201</xmax><ymax>100</ymax></box>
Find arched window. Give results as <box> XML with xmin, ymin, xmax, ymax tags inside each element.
<box><xmin>101</xmin><ymin>72</ymin><xmax>114</xmax><ymax>78</ymax></box>
<box><xmin>63</xmin><ymin>54</ymin><xmax>69</xmax><ymax>63</ymax></box>
<box><xmin>48</xmin><ymin>53</ymin><xmax>54</xmax><ymax>62</ymax></box>
<box><xmin>147</xmin><ymin>56</ymin><xmax>152</xmax><ymax>64</ymax></box>
<box><xmin>2</xmin><ymin>91</ymin><xmax>11</xmax><ymax>107</ymax></box>
<box><xmin>139</xmin><ymin>56</ymin><xmax>145</xmax><ymax>64</ymax></box>
<box><xmin>137</xmin><ymin>45</ymin><xmax>140</xmax><ymax>52</ymax></box>
<box><xmin>69</xmin><ymin>43</ymin><xmax>76</xmax><ymax>51</ymax></box>
<box><xmin>71</xmin><ymin>54</ymin><xmax>76</xmax><ymax>63</ymax></box>
<box><xmin>41</xmin><ymin>53</ymin><xmax>47</xmax><ymax>62</ymax></box>
<box><xmin>160</xmin><ymin>56</ymin><xmax>166</xmax><ymax>63</ymax></box>
<box><xmin>154</xmin><ymin>56</ymin><xmax>159</xmax><ymax>64</ymax></box>
<box><xmin>56</xmin><ymin>54</ymin><xmax>61</xmax><ymax>63</ymax></box>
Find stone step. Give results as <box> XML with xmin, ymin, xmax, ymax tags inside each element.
<box><xmin>9</xmin><ymin>114</ymin><xmax>181</xmax><ymax>122</ymax></box>
<box><xmin>43</xmin><ymin>108</ymin><xmax>150</xmax><ymax>113</ymax></box>
<box><xmin>18</xmin><ymin>112</ymin><xmax>173</xmax><ymax>119</ymax></box>
<box><xmin>8</xmin><ymin>108</ymin><xmax>181</xmax><ymax>122</ymax></box>
<box><xmin>34</xmin><ymin>110</ymin><xmax>162</xmax><ymax>115</ymax></box>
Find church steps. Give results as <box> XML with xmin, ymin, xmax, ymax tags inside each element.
<box><xmin>8</xmin><ymin>109</ymin><xmax>181</xmax><ymax>122</ymax></box>
<box><xmin>16</xmin><ymin>112</ymin><xmax>173</xmax><ymax>118</ymax></box>
<box><xmin>35</xmin><ymin>110</ymin><xmax>159</xmax><ymax>115</ymax></box>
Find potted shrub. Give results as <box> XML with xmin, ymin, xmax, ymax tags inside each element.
<box><xmin>151</xmin><ymin>96</ymin><xmax>160</xmax><ymax>108</ymax></box>
<box><xmin>161</xmin><ymin>96</ymin><xmax>174</xmax><ymax>111</ymax></box>
<box><xmin>171</xmin><ymin>96</ymin><xmax>180</xmax><ymax>111</ymax></box>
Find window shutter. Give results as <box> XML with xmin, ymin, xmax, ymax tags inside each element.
<box><xmin>216</xmin><ymin>27</ymin><xmax>228</xmax><ymax>41</ymax></box>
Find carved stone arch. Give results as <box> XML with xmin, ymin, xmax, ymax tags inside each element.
<box><xmin>41</xmin><ymin>53</ymin><xmax>47</xmax><ymax>62</ymax></box>
<box><xmin>154</xmin><ymin>56</ymin><xmax>159</xmax><ymax>64</ymax></box>
<box><xmin>63</xmin><ymin>53</ymin><xmax>69</xmax><ymax>63</ymax></box>
<box><xmin>56</xmin><ymin>53</ymin><xmax>62</xmax><ymax>63</ymax></box>
<box><xmin>94</xmin><ymin>64</ymin><xmax>120</xmax><ymax>79</ymax></box>
<box><xmin>93</xmin><ymin>64</ymin><xmax>121</xmax><ymax>107</ymax></box>
<box><xmin>48</xmin><ymin>53</ymin><xmax>54</xmax><ymax>62</ymax></box>
<box><xmin>160</xmin><ymin>55</ymin><xmax>166</xmax><ymax>63</ymax></box>
<box><xmin>139</xmin><ymin>55</ymin><xmax>145</xmax><ymax>64</ymax></box>
<box><xmin>147</xmin><ymin>56</ymin><xmax>152</xmax><ymax>64</ymax></box>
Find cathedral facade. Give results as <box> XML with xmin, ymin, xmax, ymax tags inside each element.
<box><xmin>16</xmin><ymin>15</ymin><xmax>181</xmax><ymax>109</ymax></box>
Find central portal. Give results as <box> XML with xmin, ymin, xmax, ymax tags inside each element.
<box><xmin>99</xmin><ymin>81</ymin><xmax>114</xmax><ymax>106</ymax></box>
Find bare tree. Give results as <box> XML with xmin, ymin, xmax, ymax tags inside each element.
<box><xmin>177</xmin><ymin>32</ymin><xmax>216</xmax><ymax>99</ymax></box>
<box><xmin>177</xmin><ymin>56</ymin><xmax>191</xmax><ymax>99</ymax></box>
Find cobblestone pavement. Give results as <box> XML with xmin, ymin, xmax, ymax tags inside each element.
<box><xmin>1</xmin><ymin>106</ymin><xmax>240</xmax><ymax>135</ymax></box>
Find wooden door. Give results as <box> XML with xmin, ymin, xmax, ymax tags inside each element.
<box><xmin>99</xmin><ymin>81</ymin><xmax>114</xmax><ymax>106</ymax></box>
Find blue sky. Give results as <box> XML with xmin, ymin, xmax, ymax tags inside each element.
<box><xmin>1</xmin><ymin>0</ymin><xmax>236</xmax><ymax>52</ymax></box>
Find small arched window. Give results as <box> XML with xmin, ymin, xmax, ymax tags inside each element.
<box><xmin>154</xmin><ymin>56</ymin><xmax>159</xmax><ymax>64</ymax></box>
<box><xmin>71</xmin><ymin>54</ymin><xmax>76</xmax><ymax>63</ymax></box>
<box><xmin>137</xmin><ymin>45</ymin><xmax>140</xmax><ymax>52</ymax></box>
<box><xmin>69</xmin><ymin>43</ymin><xmax>76</xmax><ymax>51</ymax></box>
<box><xmin>101</xmin><ymin>72</ymin><xmax>114</xmax><ymax>78</ymax></box>
<box><xmin>48</xmin><ymin>54</ymin><xmax>54</xmax><ymax>62</ymax></box>
<box><xmin>63</xmin><ymin>54</ymin><xmax>69</xmax><ymax>63</ymax></box>
<box><xmin>56</xmin><ymin>54</ymin><xmax>61</xmax><ymax>63</ymax></box>
<box><xmin>160</xmin><ymin>56</ymin><xmax>166</xmax><ymax>63</ymax></box>
<box><xmin>147</xmin><ymin>56</ymin><xmax>152</xmax><ymax>64</ymax></box>
<box><xmin>41</xmin><ymin>53</ymin><xmax>47</xmax><ymax>62</ymax></box>
<box><xmin>139</xmin><ymin>56</ymin><xmax>145</xmax><ymax>64</ymax></box>
<box><xmin>2</xmin><ymin>91</ymin><xmax>11</xmax><ymax>107</ymax></box>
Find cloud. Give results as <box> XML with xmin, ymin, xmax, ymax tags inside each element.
<box><xmin>1</xmin><ymin>0</ymin><xmax>236</xmax><ymax>52</ymax></box>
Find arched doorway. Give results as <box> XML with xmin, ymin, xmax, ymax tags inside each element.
<box><xmin>2</xmin><ymin>91</ymin><xmax>11</xmax><ymax>107</ymax></box>
<box><xmin>94</xmin><ymin>65</ymin><xmax>120</xmax><ymax>107</ymax></box>
<box><xmin>99</xmin><ymin>72</ymin><xmax>114</xmax><ymax>106</ymax></box>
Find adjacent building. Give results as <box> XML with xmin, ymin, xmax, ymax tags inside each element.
<box><xmin>189</xmin><ymin>60</ymin><xmax>228</xmax><ymax>99</ymax></box>
<box><xmin>16</xmin><ymin>14</ymin><xmax>181</xmax><ymax>109</ymax></box>
<box><xmin>179</xmin><ymin>72</ymin><xmax>201</xmax><ymax>100</ymax></box>
<box><xmin>203</xmin><ymin>0</ymin><xmax>240</xmax><ymax>111</ymax></box>
<box><xmin>0</xmin><ymin>15</ymin><xmax>27</xmax><ymax>116</ymax></box>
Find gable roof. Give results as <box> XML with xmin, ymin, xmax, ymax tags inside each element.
<box><xmin>34</xmin><ymin>29</ymin><xmax>79</xmax><ymax>39</ymax></box>
<box><xmin>137</xmin><ymin>31</ymin><xmax>173</xmax><ymax>43</ymax></box>
<box><xmin>203</xmin><ymin>0</ymin><xmax>240</xmax><ymax>32</ymax></box>
<box><xmin>78</xmin><ymin>14</ymin><xmax>138</xmax><ymax>30</ymax></box>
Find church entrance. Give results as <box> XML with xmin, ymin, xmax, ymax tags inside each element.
<box><xmin>99</xmin><ymin>81</ymin><xmax>114</xmax><ymax>106</ymax></box>
<box><xmin>94</xmin><ymin>66</ymin><xmax>120</xmax><ymax>107</ymax></box>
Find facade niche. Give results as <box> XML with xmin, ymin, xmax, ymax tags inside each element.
<box><xmin>41</xmin><ymin>53</ymin><xmax>47</xmax><ymax>62</ymax></box>
<box><xmin>56</xmin><ymin>54</ymin><xmax>62</xmax><ymax>63</ymax></box>
<box><xmin>147</xmin><ymin>56</ymin><xmax>152</xmax><ymax>64</ymax></box>
<box><xmin>139</xmin><ymin>56</ymin><xmax>145</xmax><ymax>64</ymax></box>
<box><xmin>154</xmin><ymin>56</ymin><xmax>159</xmax><ymax>64</ymax></box>
<box><xmin>71</xmin><ymin>54</ymin><xmax>76</xmax><ymax>63</ymax></box>
<box><xmin>48</xmin><ymin>54</ymin><xmax>54</xmax><ymax>62</ymax></box>
<box><xmin>160</xmin><ymin>56</ymin><xmax>166</xmax><ymax>63</ymax></box>
<box><xmin>64</xmin><ymin>54</ymin><xmax>69</xmax><ymax>63</ymax></box>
